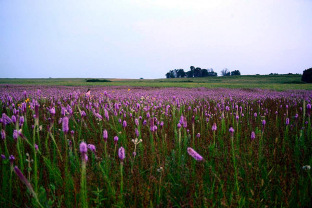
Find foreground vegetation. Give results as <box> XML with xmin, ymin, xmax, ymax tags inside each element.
<box><xmin>0</xmin><ymin>74</ymin><xmax>311</xmax><ymax>90</ymax></box>
<box><xmin>0</xmin><ymin>85</ymin><xmax>311</xmax><ymax>207</ymax></box>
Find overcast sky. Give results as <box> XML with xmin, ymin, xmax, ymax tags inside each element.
<box><xmin>1</xmin><ymin>0</ymin><xmax>311</xmax><ymax>78</ymax></box>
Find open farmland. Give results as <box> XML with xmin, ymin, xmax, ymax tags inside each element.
<box><xmin>0</xmin><ymin>84</ymin><xmax>312</xmax><ymax>207</ymax></box>
<box><xmin>0</xmin><ymin>74</ymin><xmax>312</xmax><ymax>90</ymax></box>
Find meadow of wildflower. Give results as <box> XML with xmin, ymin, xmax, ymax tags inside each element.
<box><xmin>0</xmin><ymin>84</ymin><xmax>312</xmax><ymax>207</ymax></box>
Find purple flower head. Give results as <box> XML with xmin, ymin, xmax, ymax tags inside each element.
<box><xmin>1</xmin><ymin>154</ymin><xmax>5</xmax><ymax>160</ymax></box>
<box><xmin>135</xmin><ymin>128</ymin><xmax>140</xmax><ymax>137</ymax></box>
<box><xmin>80</xmin><ymin>142</ymin><xmax>88</xmax><ymax>162</ymax></box>
<box><xmin>35</xmin><ymin>144</ymin><xmax>38</xmax><ymax>151</ymax></box>
<box><xmin>262</xmin><ymin>119</ymin><xmax>266</xmax><ymax>126</ymax></box>
<box><xmin>122</xmin><ymin>120</ymin><xmax>127</xmax><ymax>128</ymax></box>
<box><xmin>236</xmin><ymin>115</ymin><xmax>239</xmax><ymax>121</ymax></box>
<box><xmin>251</xmin><ymin>131</ymin><xmax>256</xmax><ymax>140</ymax></box>
<box><xmin>9</xmin><ymin>155</ymin><xmax>15</xmax><ymax>164</ymax></box>
<box><xmin>103</xmin><ymin>129</ymin><xmax>108</xmax><ymax>142</ymax></box>
<box><xmin>19</xmin><ymin>116</ymin><xmax>24</xmax><ymax>127</ymax></box>
<box><xmin>62</xmin><ymin>117</ymin><xmax>69</xmax><ymax>134</ymax></box>
<box><xmin>88</xmin><ymin>144</ymin><xmax>96</xmax><ymax>153</ymax></box>
<box><xmin>229</xmin><ymin>127</ymin><xmax>234</xmax><ymax>133</ymax></box>
<box><xmin>1</xmin><ymin>129</ymin><xmax>6</xmax><ymax>140</ymax></box>
<box><xmin>187</xmin><ymin>147</ymin><xmax>203</xmax><ymax>161</ymax></box>
<box><xmin>70</xmin><ymin>130</ymin><xmax>75</xmax><ymax>136</ymax></box>
<box><xmin>177</xmin><ymin>123</ymin><xmax>181</xmax><ymax>129</ymax></box>
<box><xmin>196</xmin><ymin>133</ymin><xmax>200</xmax><ymax>138</ymax></box>
<box><xmin>133</xmin><ymin>152</ymin><xmax>137</xmax><ymax>157</ymax></box>
<box><xmin>254</xmin><ymin>112</ymin><xmax>257</xmax><ymax>117</ymax></box>
<box><xmin>80</xmin><ymin>110</ymin><xmax>86</xmax><ymax>118</ymax></box>
<box><xmin>118</xmin><ymin>147</ymin><xmax>125</xmax><ymax>161</ymax></box>
<box><xmin>286</xmin><ymin>118</ymin><xmax>290</xmax><ymax>125</ymax></box>
<box><xmin>11</xmin><ymin>115</ymin><xmax>16</xmax><ymax>124</ymax></box>
<box><xmin>212</xmin><ymin>123</ymin><xmax>217</xmax><ymax>131</ymax></box>
<box><xmin>14</xmin><ymin>166</ymin><xmax>36</xmax><ymax>197</ymax></box>
<box><xmin>2</xmin><ymin>113</ymin><xmax>12</xmax><ymax>125</ymax></box>
<box><xmin>135</xmin><ymin>119</ymin><xmax>139</xmax><ymax>126</ymax></box>
<box><xmin>13</xmin><ymin>130</ymin><xmax>18</xmax><ymax>140</ymax></box>
<box><xmin>104</xmin><ymin>109</ymin><xmax>109</xmax><ymax>121</ymax></box>
<box><xmin>114</xmin><ymin>136</ymin><xmax>119</xmax><ymax>144</ymax></box>
<box><xmin>160</xmin><ymin>121</ymin><xmax>164</xmax><ymax>128</ymax></box>
<box><xmin>50</xmin><ymin>107</ymin><xmax>55</xmax><ymax>115</ymax></box>
<box><xmin>80</xmin><ymin>142</ymin><xmax>88</xmax><ymax>154</ymax></box>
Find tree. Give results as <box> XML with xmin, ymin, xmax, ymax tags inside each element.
<box><xmin>231</xmin><ymin>70</ymin><xmax>241</xmax><ymax>76</ymax></box>
<box><xmin>221</xmin><ymin>68</ymin><xmax>230</xmax><ymax>76</ymax></box>
<box><xmin>202</xmin><ymin>69</ymin><xmax>209</xmax><ymax>77</ymax></box>
<box><xmin>302</xmin><ymin>68</ymin><xmax>312</xmax><ymax>83</ymax></box>
<box><xmin>177</xmin><ymin>69</ymin><xmax>186</xmax><ymax>78</ymax></box>
<box><xmin>194</xmin><ymin>67</ymin><xmax>202</xmax><ymax>77</ymax></box>
<box><xmin>207</xmin><ymin>68</ymin><xmax>217</xmax><ymax>76</ymax></box>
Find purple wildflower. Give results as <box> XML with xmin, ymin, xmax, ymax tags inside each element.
<box><xmin>123</xmin><ymin>120</ymin><xmax>127</xmax><ymax>128</ymax></box>
<box><xmin>114</xmin><ymin>136</ymin><xmax>119</xmax><ymax>145</ymax></box>
<box><xmin>212</xmin><ymin>123</ymin><xmax>217</xmax><ymax>131</ymax></box>
<box><xmin>286</xmin><ymin>118</ymin><xmax>290</xmax><ymax>125</ymax></box>
<box><xmin>229</xmin><ymin>127</ymin><xmax>234</xmax><ymax>137</ymax></box>
<box><xmin>118</xmin><ymin>147</ymin><xmax>125</xmax><ymax>161</ymax></box>
<box><xmin>187</xmin><ymin>147</ymin><xmax>203</xmax><ymax>161</ymax></box>
<box><xmin>80</xmin><ymin>142</ymin><xmax>88</xmax><ymax>162</ymax></box>
<box><xmin>9</xmin><ymin>155</ymin><xmax>15</xmax><ymax>165</ymax></box>
<box><xmin>251</xmin><ymin>131</ymin><xmax>256</xmax><ymax>140</ymax></box>
<box><xmin>13</xmin><ymin>130</ymin><xmax>18</xmax><ymax>140</ymax></box>
<box><xmin>1</xmin><ymin>154</ymin><xmax>5</xmax><ymax>160</ymax></box>
<box><xmin>11</xmin><ymin>115</ymin><xmax>16</xmax><ymax>124</ymax></box>
<box><xmin>14</xmin><ymin>166</ymin><xmax>37</xmax><ymax>197</ymax></box>
<box><xmin>88</xmin><ymin>144</ymin><xmax>96</xmax><ymax>153</ymax></box>
<box><xmin>62</xmin><ymin>117</ymin><xmax>69</xmax><ymax>134</ymax></box>
<box><xmin>1</xmin><ymin>129</ymin><xmax>6</xmax><ymax>140</ymax></box>
<box><xmin>103</xmin><ymin>129</ymin><xmax>108</xmax><ymax>142</ymax></box>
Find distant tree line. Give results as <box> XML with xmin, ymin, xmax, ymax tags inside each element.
<box><xmin>166</xmin><ymin>66</ymin><xmax>241</xmax><ymax>78</ymax></box>
<box><xmin>166</xmin><ymin>66</ymin><xmax>217</xmax><ymax>78</ymax></box>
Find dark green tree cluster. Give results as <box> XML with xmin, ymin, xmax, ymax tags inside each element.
<box><xmin>221</xmin><ymin>68</ymin><xmax>241</xmax><ymax>76</ymax></box>
<box><xmin>165</xmin><ymin>66</ymin><xmax>217</xmax><ymax>78</ymax></box>
<box><xmin>302</xmin><ymin>68</ymin><xmax>312</xmax><ymax>83</ymax></box>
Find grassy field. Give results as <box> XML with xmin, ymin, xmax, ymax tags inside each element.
<box><xmin>0</xmin><ymin>74</ymin><xmax>311</xmax><ymax>90</ymax></box>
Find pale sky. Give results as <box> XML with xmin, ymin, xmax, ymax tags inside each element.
<box><xmin>1</xmin><ymin>0</ymin><xmax>311</xmax><ymax>78</ymax></box>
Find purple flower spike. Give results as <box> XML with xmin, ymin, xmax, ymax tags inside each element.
<box><xmin>114</xmin><ymin>136</ymin><xmax>119</xmax><ymax>144</ymax></box>
<box><xmin>88</xmin><ymin>144</ymin><xmax>96</xmax><ymax>153</ymax></box>
<box><xmin>14</xmin><ymin>166</ymin><xmax>37</xmax><ymax>197</ymax></box>
<box><xmin>229</xmin><ymin>127</ymin><xmax>234</xmax><ymax>134</ymax></box>
<box><xmin>1</xmin><ymin>129</ymin><xmax>6</xmax><ymax>140</ymax></box>
<box><xmin>9</xmin><ymin>155</ymin><xmax>15</xmax><ymax>165</ymax></box>
<box><xmin>1</xmin><ymin>154</ymin><xmax>6</xmax><ymax>160</ymax></box>
<box><xmin>251</xmin><ymin>131</ymin><xmax>256</xmax><ymax>140</ymax></box>
<box><xmin>212</xmin><ymin>123</ymin><xmax>217</xmax><ymax>131</ymax></box>
<box><xmin>122</xmin><ymin>120</ymin><xmax>127</xmax><ymax>128</ymax></box>
<box><xmin>62</xmin><ymin>117</ymin><xmax>69</xmax><ymax>134</ymax></box>
<box><xmin>187</xmin><ymin>147</ymin><xmax>203</xmax><ymax>161</ymax></box>
<box><xmin>13</xmin><ymin>130</ymin><xmax>18</xmax><ymax>140</ymax></box>
<box><xmin>103</xmin><ymin>129</ymin><xmax>108</xmax><ymax>142</ymax></box>
<box><xmin>286</xmin><ymin>118</ymin><xmax>290</xmax><ymax>125</ymax></box>
<box><xmin>196</xmin><ymin>133</ymin><xmax>200</xmax><ymax>138</ymax></box>
<box><xmin>118</xmin><ymin>147</ymin><xmax>125</xmax><ymax>161</ymax></box>
<box><xmin>35</xmin><ymin>144</ymin><xmax>39</xmax><ymax>151</ymax></box>
<box><xmin>80</xmin><ymin>142</ymin><xmax>88</xmax><ymax>162</ymax></box>
<box><xmin>80</xmin><ymin>142</ymin><xmax>87</xmax><ymax>154</ymax></box>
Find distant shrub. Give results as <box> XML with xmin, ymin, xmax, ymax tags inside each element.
<box><xmin>86</xmin><ymin>79</ymin><xmax>112</xmax><ymax>82</ymax></box>
<box><xmin>302</xmin><ymin>68</ymin><xmax>312</xmax><ymax>83</ymax></box>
